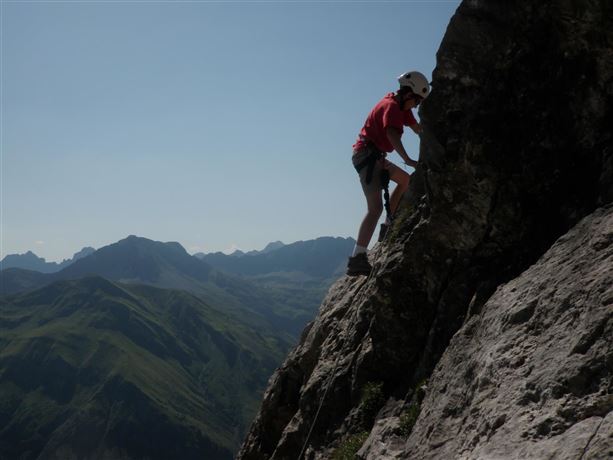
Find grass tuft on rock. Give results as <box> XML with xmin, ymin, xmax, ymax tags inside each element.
<box><xmin>332</xmin><ymin>431</ymin><xmax>369</xmax><ymax>460</ymax></box>
<box><xmin>398</xmin><ymin>379</ymin><xmax>428</xmax><ymax>437</ymax></box>
<box><xmin>359</xmin><ymin>381</ymin><xmax>385</xmax><ymax>428</ymax></box>
<box><xmin>398</xmin><ymin>402</ymin><xmax>420</xmax><ymax>436</ymax></box>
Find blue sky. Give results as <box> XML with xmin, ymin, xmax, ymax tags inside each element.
<box><xmin>1</xmin><ymin>0</ymin><xmax>460</xmax><ymax>262</ymax></box>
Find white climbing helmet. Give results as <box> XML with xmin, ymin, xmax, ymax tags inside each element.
<box><xmin>398</xmin><ymin>71</ymin><xmax>430</xmax><ymax>99</ymax></box>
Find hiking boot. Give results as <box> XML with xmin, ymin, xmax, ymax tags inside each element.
<box><xmin>378</xmin><ymin>223</ymin><xmax>389</xmax><ymax>242</ymax></box>
<box><xmin>346</xmin><ymin>253</ymin><xmax>372</xmax><ymax>276</ymax></box>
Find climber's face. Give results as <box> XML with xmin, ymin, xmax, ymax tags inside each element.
<box><xmin>403</xmin><ymin>94</ymin><xmax>422</xmax><ymax>110</ymax></box>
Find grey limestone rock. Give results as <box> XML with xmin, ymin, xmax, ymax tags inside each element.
<box><xmin>397</xmin><ymin>206</ymin><xmax>613</xmax><ymax>460</ymax></box>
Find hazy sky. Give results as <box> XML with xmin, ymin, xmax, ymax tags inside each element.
<box><xmin>1</xmin><ymin>0</ymin><xmax>460</xmax><ymax>262</ymax></box>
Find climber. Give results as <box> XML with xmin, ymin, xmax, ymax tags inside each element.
<box><xmin>346</xmin><ymin>71</ymin><xmax>430</xmax><ymax>277</ymax></box>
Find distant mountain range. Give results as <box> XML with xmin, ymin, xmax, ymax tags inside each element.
<box><xmin>193</xmin><ymin>240</ymin><xmax>286</xmax><ymax>259</ymax></box>
<box><xmin>0</xmin><ymin>235</ymin><xmax>355</xmax><ymax>337</ymax></box>
<box><xmin>1</xmin><ymin>237</ymin><xmax>341</xmax><ymax>276</ymax></box>
<box><xmin>199</xmin><ymin>237</ymin><xmax>353</xmax><ymax>279</ymax></box>
<box><xmin>0</xmin><ymin>234</ymin><xmax>354</xmax><ymax>458</ymax></box>
<box><xmin>0</xmin><ymin>247</ymin><xmax>95</xmax><ymax>273</ymax></box>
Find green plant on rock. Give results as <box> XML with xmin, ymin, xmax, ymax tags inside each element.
<box><xmin>359</xmin><ymin>381</ymin><xmax>385</xmax><ymax>428</ymax></box>
<box><xmin>331</xmin><ymin>431</ymin><xmax>369</xmax><ymax>460</ymax></box>
<box><xmin>398</xmin><ymin>379</ymin><xmax>427</xmax><ymax>437</ymax></box>
<box><xmin>398</xmin><ymin>402</ymin><xmax>420</xmax><ymax>437</ymax></box>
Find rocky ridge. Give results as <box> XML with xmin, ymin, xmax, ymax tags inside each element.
<box><xmin>238</xmin><ymin>1</ymin><xmax>612</xmax><ymax>459</ymax></box>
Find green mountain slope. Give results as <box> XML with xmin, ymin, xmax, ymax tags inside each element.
<box><xmin>0</xmin><ymin>277</ymin><xmax>288</xmax><ymax>459</ymax></box>
<box><xmin>0</xmin><ymin>268</ymin><xmax>48</xmax><ymax>295</ymax></box>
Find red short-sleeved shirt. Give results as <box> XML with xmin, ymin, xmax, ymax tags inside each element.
<box><xmin>353</xmin><ymin>93</ymin><xmax>417</xmax><ymax>153</ymax></box>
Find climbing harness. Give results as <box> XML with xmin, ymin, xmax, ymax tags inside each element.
<box><xmin>353</xmin><ymin>139</ymin><xmax>394</xmax><ymax>224</ymax></box>
<box><xmin>297</xmin><ymin>276</ymin><xmax>370</xmax><ymax>460</ymax></box>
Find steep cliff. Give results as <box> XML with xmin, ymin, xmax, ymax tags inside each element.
<box><xmin>238</xmin><ymin>1</ymin><xmax>613</xmax><ymax>459</ymax></box>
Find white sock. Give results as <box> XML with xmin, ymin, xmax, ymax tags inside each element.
<box><xmin>352</xmin><ymin>245</ymin><xmax>367</xmax><ymax>257</ymax></box>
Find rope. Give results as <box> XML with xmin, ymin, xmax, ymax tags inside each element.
<box><xmin>297</xmin><ymin>277</ymin><xmax>369</xmax><ymax>460</ymax></box>
<box><xmin>297</xmin><ymin>350</ymin><xmax>343</xmax><ymax>460</ymax></box>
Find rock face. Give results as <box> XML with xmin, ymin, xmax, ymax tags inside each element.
<box><xmin>368</xmin><ymin>206</ymin><xmax>613</xmax><ymax>460</ymax></box>
<box><xmin>238</xmin><ymin>1</ymin><xmax>613</xmax><ymax>459</ymax></box>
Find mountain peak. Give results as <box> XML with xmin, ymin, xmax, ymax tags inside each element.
<box><xmin>258</xmin><ymin>241</ymin><xmax>285</xmax><ymax>255</ymax></box>
<box><xmin>121</xmin><ymin>234</ymin><xmax>154</xmax><ymax>244</ymax></box>
<box><xmin>1</xmin><ymin>251</ymin><xmax>49</xmax><ymax>272</ymax></box>
<box><xmin>117</xmin><ymin>235</ymin><xmax>188</xmax><ymax>253</ymax></box>
<box><xmin>72</xmin><ymin>247</ymin><xmax>95</xmax><ymax>260</ymax></box>
<box><xmin>57</xmin><ymin>236</ymin><xmax>210</xmax><ymax>284</ymax></box>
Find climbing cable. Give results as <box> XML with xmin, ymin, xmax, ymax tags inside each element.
<box><xmin>297</xmin><ymin>276</ymin><xmax>370</xmax><ymax>460</ymax></box>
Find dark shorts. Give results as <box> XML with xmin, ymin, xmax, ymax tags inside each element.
<box><xmin>352</xmin><ymin>148</ymin><xmax>391</xmax><ymax>196</ymax></box>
